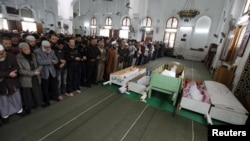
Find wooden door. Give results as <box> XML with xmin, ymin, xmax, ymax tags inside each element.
<box><xmin>7</xmin><ymin>20</ymin><xmax>22</xmax><ymax>32</ymax></box>
<box><xmin>141</xmin><ymin>31</ymin><xmax>153</xmax><ymax>42</ymax></box>
<box><xmin>109</xmin><ymin>29</ymin><xmax>112</xmax><ymax>38</ymax></box>
<box><xmin>113</xmin><ymin>29</ymin><xmax>119</xmax><ymax>39</ymax></box>
<box><xmin>36</xmin><ymin>23</ymin><xmax>43</xmax><ymax>33</ymax></box>
<box><xmin>16</xmin><ymin>21</ymin><xmax>22</xmax><ymax>32</ymax></box>
<box><xmin>7</xmin><ymin>20</ymin><xmax>17</xmax><ymax>31</ymax></box>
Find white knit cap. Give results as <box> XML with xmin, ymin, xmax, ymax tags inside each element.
<box><xmin>0</xmin><ymin>44</ymin><xmax>4</xmax><ymax>51</ymax></box>
<box><xmin>42</xmin><ymin>40</ymin><xmax>51</xmax><ymax>46</ymax></box>
<box><xmin>111</xmin><ymin>40</ymin><xmax>117</xmax><ymax>45</ymax></box>
<box><xmin>18</xmin><ymin>42</ymin><xmax>29</xmax><ymax>49</ymax></box>
<box><xmin>26</xmin><ymin>35</ymin><xmax>36</xmax><ymax>41</ymax></box>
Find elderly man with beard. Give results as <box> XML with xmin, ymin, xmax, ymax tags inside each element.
<box><xmin>16</xmin><ymin>42</ymin><xmax>43</xmax><ymax>114</ymax></box>
<box><xmin>0</xmin><ymin>44</ymin><xmax>24</xmax><ymax>125</ymax></box>
<box><xmin>34</xmin><ymin>40</ymin><xmax>61</xmax><ymax>107</ymax></box>
<box><xmin>105</xmin><ymin>41</ymin><xmax>119</xmax><ymax>78</ymax></box>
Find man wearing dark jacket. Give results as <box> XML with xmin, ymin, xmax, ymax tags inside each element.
<box><xmin>54</xmin><ymin>40</ymin><xmax>67</xmax><ymax>99</ymax></box>
<box><xmin>86</xmin><ymin>37</ymin><xmax>100</xmax><ymax>87</ymax></box>
<box><xmin>0</xmin><ymin>44</ymin><xmax>23</xmax><ymax>125</ymax></box>
<box><xmin>64</xmin><ymin>37</ymin><xmax>81</xmax><ymax>95</ymax></box>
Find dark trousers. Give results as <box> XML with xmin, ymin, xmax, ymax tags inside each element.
<box><xmin>20</xmin><ymin>77</ymin><xmax>43</xmax><ymax>110</ymax></box>
<box><xmin>66</xmin><ymin>66</ymin><xmax>81</xmax><ymax>93</ymax></box>
<box><xmin>87</xmin><ymin>61</ymin><xmax>98</xmax><ymax>84</ymax></box>
<box><xmin>80</xmin><ymin>62</ymin><xmax>87</xmax><ymax>85</ymax></box>
<box><xmin>41</xmin><ymin>74</ymin><xmax>59</xmax><ymax>104</ymax></box>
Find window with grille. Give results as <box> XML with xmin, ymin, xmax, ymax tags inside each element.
<box><xmin>20</xmin><ymin>7</ymin><xmax>33</xmax><ymax>18</ymax></box>
<box><xmin>164</xmin><ymin>17</ymin><xmax>178</xmax><ymax>48</ymax></box>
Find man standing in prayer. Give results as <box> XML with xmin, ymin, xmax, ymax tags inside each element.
<box><xmin>0</xmin><ymin>36</ymin><xmax>18</xmax><ymax>55</ymax></box>
<box><xmin>105</xmin><ymin>41</ymin><xmax>119</xmax><ymax>78</ymax></box>
<box><xmin>26</xmin><ymin>35</ymin><xmax>39</xmax><ymax>52</ymax></box>
<box><xmin>0</xmin><ymin>44</ymin><xmax>23</xmax><ymax>125</ymax></box>
<box><xmin>86</xmin><ymin>37</ymin><xmax>100</xmax><ymax>87</ymax></box>
<box><xmin>64</xmin><ymin>37</ymin><xmax>82</xmax><ymax>94</ymax></box>
<box><xmin>96</xmin><ymin>41</ymin><xmax>106</xmax><ymax>82</ymax></box>
<box><xmin>54</xmin><ymin>40</ymin><xmax>67</xmax><ymax>99</ymax></box>
<box><xmin>34</xmin><ymin>40</ymin><xmax>61</xmax><ymax>107</ymax></box>
<box><xmin>16</xmin><ymin>42</ymin><xmax>43</xmax><ymax>114</ymax></box>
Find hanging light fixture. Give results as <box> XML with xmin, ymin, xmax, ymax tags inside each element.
<box><xmin>177</xmin><ymin>0</ymin><xmax>200</xmax><ymax>22</ymax></box>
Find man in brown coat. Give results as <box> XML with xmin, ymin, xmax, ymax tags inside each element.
<box><xmin>0</xmin><ymin>44</ymin><xmax>23</xmax><ymax>125</ymax></box>
<box><xmin>105</xmin><ymin>41</ymin><xmax>119</xmax><ymax>78</ymax></box>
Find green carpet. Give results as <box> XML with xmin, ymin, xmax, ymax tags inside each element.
<box><xmin>102</xmin><ymin>83</ymin><xmax>227</xmax><ymax>125</ymax></box>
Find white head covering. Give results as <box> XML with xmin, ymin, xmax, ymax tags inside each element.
<box><xmin>111</xmin><ymin>40</ymin><xmax>117</xmax><ymax>45</ymax></box>
<box><xmin>18</xmin><ymin>42</ymin><xmax>29</xmax><ymax>49</ymax></box>
<box><xmin>42</xmin><ymin>40</ymin><xmax>51</xmax><ymax>47</ymax></box>
<box><xmin>0</xmin><ymin>44</ymin><xmax>4</xmax><ymax>51</ymax></box>
<box><xmin>26</xmin><ymin>35</ymin><xmax>36</xmax><ymax>41</ymax></box>
<box><xmin>41</xmin><ymin>40</ymin><xmax>51</xmax><ymax>53</ymax></box>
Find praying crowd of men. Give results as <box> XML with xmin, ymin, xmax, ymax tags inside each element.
<box><xmin>0</xmin><ymin>30</ymin><xmax>167</xmax><ymax>125</ymax></box>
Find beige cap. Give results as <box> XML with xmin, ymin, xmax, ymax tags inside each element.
<box><xmin>18</xmin><ymin>42</ymin><xmax>29</xmax><ymax>49</ymax></box>
<box><xmin>42</xmin><ymin>40</ymin><xmax>51</xmax><ymax>46</ymax></box>
<box><xmin>26</xmin><ymin>35</ymin><xmax>36</xmax><ymax>41</ymax></box>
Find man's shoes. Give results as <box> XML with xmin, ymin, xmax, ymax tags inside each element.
<box><xmin>65</xmin><ymin>93</ymin><xmax>74</xmax><ymax>96</ymax></box>
<box><xmin>76</xmin><ymin>90</ymin><xmax>81</xmax><ymax>93</ymax></box>
<box><xmin>58</xmin><ymin>95</ymin><xmax>63</xmax><ymax>100</ymax></box>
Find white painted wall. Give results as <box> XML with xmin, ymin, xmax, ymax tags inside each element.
<box><xmin>0</xmin><ymin>0</ymin><xmax>59</xmax><ymax>32</ymax></box>
<box><xmin>1</xmin><ymin>0</ymin><xmax>250</xmax><ymax>93</ymax></box>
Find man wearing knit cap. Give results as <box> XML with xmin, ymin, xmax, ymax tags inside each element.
<box><xmin>26</xmin><ymin>35</ymin><xmax>36</xmax><ymax>41</ymax></box>
<box><xmin>34</xmin><ymin>40</ymin><xmax>61</xmax><ymax>107</ymax></box>
<box><xmin>16</xmin><ymin>42</ymin><xmax>43</xmax><ymax>114</ymax></box>
<box><xmin>26</xmin><ymin>35</ymin><xmax>38</xmax><ymax>52</ymax></box>
<box><xmin>0</xmin><ymin>44</ymin><xmax>24</xmax><ymax>125</ymax></box>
